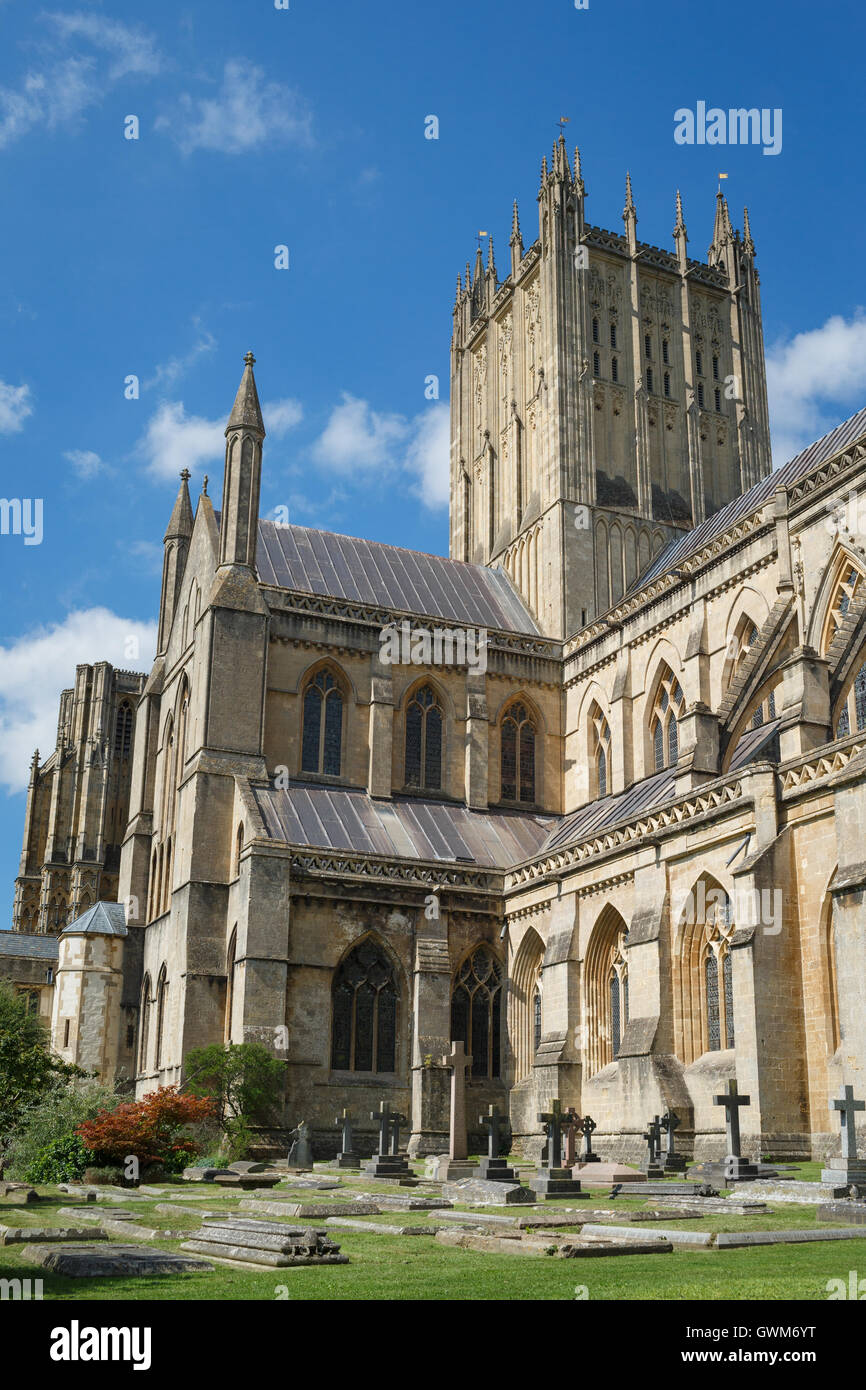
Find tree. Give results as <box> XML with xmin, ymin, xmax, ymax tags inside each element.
<box><xmin>76</xmin><ymin>1087</ymin><xmax>216</xmax><ymax>1169</ymax></box>
<box><xmin>184</xmin><ymin>1043</ymin><xmax>285</xmax><ymax>1155</ymax></box>
<box><xmin>0</xmin><ymin>982</ymin><xmax>82</xmax><ymax>1168</ymax></box>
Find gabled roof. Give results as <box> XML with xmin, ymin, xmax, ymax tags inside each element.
<box><xmin>254</xmin><ymin>521</ymin><xmax>540</xmax><ymax>634</ymax></box>
<box><xmin>60</xmin><ymin>902</ymin><xmax>128</xmax><ymax>938</ymax></box>
<box><xmin>253</xmin><ymin>782</ymin><xmax>554</xmax><ymax>868</ymax></box>
<box><xmin>0</xmin><ymin>931</ymin><xmax>60</xmax><ymax>959</ymax></box>
<box><xmin>639</xmin><ymin>405</ymin><xmax>866</xmax><ymax>588</ymax></box>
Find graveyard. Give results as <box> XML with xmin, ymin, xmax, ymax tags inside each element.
<box><xmin>2</xmin><ymin>1081</ymin><xmax>866</xmax><ymax>1302</ymax></box>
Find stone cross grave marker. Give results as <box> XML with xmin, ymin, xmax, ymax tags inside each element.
<box><xmin>442</xmin><ymin>1040</ymin><xmax>472</xmax><ymax>1160</ymax></box>
<box><xmin>479</xmin><ymin>1105</ymin><xmax>505</xmax><ymax>1161</ymax></box>
<box><xmin>713</xmin><ymin>1080</ymin><xmax>759</xmax><ymax>1180</ymax></box>
<box><xmin>334</xmin><ymin>1108</ymin><xmax>358</xmax><ymax>1168</ymax></box>
<box><xmin>537</xmin><ymin>1100</ymin><xmax>566</xmax><ymax>1171</ymax></box>
<box><xmin>833</xmin><ymin>1085</ymin><xmax>865</xmax><ymax>1161</ymax></box>
<box><xmin>389</xmin><ymin>1112</ymin><xmax>407</xmax><ymax>1156</ymax></box>
<box><xmin>659</xmin><ymin>1110</ymin><xmax>686</xmax><ymax>1172</ymax></box>
<box><xmin>530</xmin><ymin>1099</ymin><xmax>584</xmax><ymax>1197</ymax></box>
<box><xmin>563</xmin><ymin>1108</ymin><xmax>581</xmax><ymax>1167</ymax></box>
<box><xmin>372</xmin><ymin>1101</ymin><xmax>392</xmax><ymax>1157</ymax></box>
<box><xmin>581</xmin><ymin>1114</ymin><xmax>599</xmax><ymax>1163</ymax></box>
<box><xmin>475</xmin><ymin>1105</ymin><xmax>517</xmax><ymax>1182</ymax></box>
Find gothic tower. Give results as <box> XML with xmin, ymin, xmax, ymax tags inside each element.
<box><xmin>449</xmin><ymin>139</ymin><xmax>772</xmax><ymax>639</ymax></box>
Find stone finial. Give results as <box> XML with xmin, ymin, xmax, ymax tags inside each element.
<box><xmin>743</xmin><ymin>205</ymin><xmax>755</xmax><ymax>255</ymax></box>
<box><xmin>510</xmin><ymin>199</ymin><xmax>521</xmax><ymax>244</ymax></box>
<box><xmin>226</xmin><ymin>351</ymin><xmax>264</xmax><ymax>436</ymax></box>
<box><xmin>674</xmin><ymin>188</ymin><xmax>686</xmax><ymax>235</ymax></box>
<box><xmin>624</xmin><ymin>171</ymin><xmax>635</xmax><ymax>217</ymax></box>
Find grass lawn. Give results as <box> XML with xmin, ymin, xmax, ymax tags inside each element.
<box><xmin>1</xmin><ymin>1172</ymin><xmax>863</xmax><ymax>1301</ymax></box>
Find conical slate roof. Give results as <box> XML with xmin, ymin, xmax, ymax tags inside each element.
<box><xmin>163</xmin><ymin>470</ymin><xmax>194</xmax><ymax>542</ymax></box>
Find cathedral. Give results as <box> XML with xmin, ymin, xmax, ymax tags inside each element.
<box><xmin>4</xmin><ymin>139</ymin><xmax>865</xmax><ymax>1163</ymax></box>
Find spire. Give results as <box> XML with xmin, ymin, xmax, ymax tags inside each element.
<box><xmin>709</xmin><ymin>190</ymin><xmax>729</xmax><ymax>261</ymax></box>
<box><xmin>623</xmin><ymin>171</ymin><xmax>637</xmax><ymax>252</ymax></box>
<box><xmin>486</xmin><ymin>235</ymin><xmax>496</xmax><ymax>278</ymax></box>
<box><xmin>743</xmin><ymin>205</ymin><xmax>755</xmax><ymax>255</ymax></box>
<box><xmin>624</xmin><ymin>171</ymin><xmax>635</xmax><ymax>218</ymax></box>
<box><xmin>227</xmin><ymin>350</ymin><xmax>264</xmax><ymax>436</ymax></box>
<box><xmin>510</xmin><ymin>199</ymin><xmax>522</xmax><ymax>245</ymax></box>
<box><xmin>674</xmin><ymin>188</ymin><xmax>686</xmax><ymax>235</ymax></box>
<box><xmin>674</xmin><ymin>188</ymin><xmax>688</xmax><ymax>270</ymax></box>
<box><xmin>540</xmin><ymin>154</ymin><xmax>548</xmax><ymax>187</ymax></box>
<box><xmin>574</xmin><ymin>145</ymin><xmax>584</xmax><ymax>194</ymax></box>
<box><xmin>473</xmin><ymin>243</ymin><xmax>484</xmax><ymax>285</ymax></box>
<box><xmin>163</xmin><ymin>469</ymin><xmax>194</xmax><ymax>543</ymax></box>
<box><xmin>454</xmin><ymin>272</ymin><xmax>462</xmax><ymax>308</ymax></box>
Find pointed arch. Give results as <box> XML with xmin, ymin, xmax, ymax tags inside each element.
<box><xmin>154</xmin><ymin>964</ymin><xmax>168</xmax><ymax>1070</ymax></box>
<box><xmin>647</xmin><ymin>661</ymin><xmax>685</xmax><ymax>772</ymax></box>
<box><xmin>138</xmin><ymin>973</ymin><xmax>152</xmax><ymax>1073</ymax></box>
<box><xmin>584</xmin><ymin>905</ymin><xmax>629</xmax><ymax>1076</ymax></box>
<box><xmin>331</xmin><ymin>933</ymin><xmax>400</xmax><ymax>1074</ymax></box>
<box><xmin>499</xmin><ymin>695</ymin><xmax>538</xmax><ymax>804</ymax></box>
<box><xmin>114</xmin><ymin>701</ymin><xmax>134</xmax><ymax>760</ymax></box>
<box><xmin>300</xmin><ymin>661</ymin><xmax>347</xmax><ymax>778</ymax></box>
<box><xmin>673</xmin><ymin>874</ymin><xmax>735</xmax><ymax>1064</ymax></box>
<box><xmin>510</xmin><ymin>927</ymin><xmax>544</xmax><ymax>1083</ymax></box>
<box><xmin>451</xmin><ymin>942</ymin><xmax>504</xmax><ymax>1079</ymax></box>
<box><xmin>587</xmin><ymin>699</ymin><xmax>612</xmax><ymax>799</ymax></box>
<box><xmin>820</xmin><ymin>886</ymin><xmax>841</xmax><ymax>1056</ymax></box>
<box><xmin>812</xmin><ymin>548</ymin><xmax>866</xmax><ymax>654</ymax></box>
<box><xmin>402</xmin><ymin>678</ymin><xmax>445</xmax><ymax>791</ymax></box>
<box><xmin>225</xmin><ymin>928</ymin><xmax>237</xmax><ymax>1043</ymax></box>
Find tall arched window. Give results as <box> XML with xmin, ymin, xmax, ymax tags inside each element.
<box><xmin>331</xmin><ymin>938</ymin><xmax>398</xmax><ymax>1073</ymax></box>
<box><xmin>404</xmin><ymin>684</ymin><xmax>443</xmax><ymax>790</ymax></box>
<box><xmin>138</xmin><ymin>974</ymin><xmax>151</xmax><ymax>1073</ymax></box>
<box><xmin>510</xmin><ymin>928</ymin><xmax>544</xmax><ymax>1083</ymax></box>
<box><xmin>501</xmin><ymin>701</ymin><xmax>536</xmax><ymax>804</ymax></box>
<box><xmin>301</xmin><ymin>669</ymin><xmax>344</xmax><ymax>777</ymax></box>
<box><xmin>675</xmin><ymin>879</ymin><xmax>735</xmax><ymax>1062</ymax></box>
<box><xmin>155</xmin><ymin>966</ymin><xmax>168</xmax><ymax>1069</ymax></box>
<box><xmin>225</xmin><ymin>929</ymin><xmax>237</xmax><ymax>1044</ymax></box>
<box><xmin>823</xmin><ymin>563</ymin><xmax>864</xmax><ymax>650</ymax></box>
<box><xmin>451</xmin><ymin>945</ymin><xmax>503</xmax><ymax>1079</ymax></box>
<box><xmin>589</xmin><ymin>702</ymin><xmax>612</xmax><ymax>798</ymax></box>
<box><xmin>114</xmin><ymin>702</ymin><xmax>133</xmax><ymax>759</ymax></box>
<box><xmin>584</xmin><ymin>907</ymin><xmax>629</xmax><ymax>1075</ymax></box>
<box><xmin>649</xmin><ymin>665</ymin><xmax>684</xmax><ymax>771</ymax></box>
<box><xmin>533</xmin><ymin>987</ymin><xmax>542</xmax><ymax>1055</ymax></box>
<box><xmin>835</xmin><ymin>655</ymin><xmax>866</xmax><ymax>737</ymax></box>
<box><xmin>234</xmin><ymin>823</ymin><xmax>244</xmax><ymax>878</ymax></box>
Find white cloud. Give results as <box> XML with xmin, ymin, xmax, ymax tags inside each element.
<box><xmin>63</xmin><ymin>448</ymin><xmax>104</xmax><ymax>480</ymax></box>
<box><xmin>136</xmin><ymin>401</ymin><xmax>224</xmax><ymax>481</ymax></box>
<box><xmin>767</xmin><ymin>311</ymin><xmax>866</xmax><ymax>465</ymax></box>
<box><xmin>0</xmin><ymin>380</ymin><xmax>33</xmax><ymax>434</ymax></box>
<box><xmin>263</xmin><ymin>398</ymin><xmax>303</xmax><ymax>438</ymax></box>
<box><xmin>157</xmin><ymin>59</ymin><xmax>313</xmax><ymax>155</ymax></box>
<box><xmin>0</xmin><ymin>608</ymin><xmax>156</xmax><ymax>795</ymax></box>
<box><xmin>405</xmin><ymin>403</ymin><xmax>450</xmax><ymax>508</ymax></box>
<box><xmin>312</xmin><ymin>394</ymin><xmax>449</xmax><ymax>508</ymax></box>
<box><xmin>0</xmin><ymin>16</ymin><xmax>161</xmax><ymax>150</ymax></box>
<box><xmin>143</xmin><ymin>328</ymin><xmax>217</xmax><ymax>392</ymax></box>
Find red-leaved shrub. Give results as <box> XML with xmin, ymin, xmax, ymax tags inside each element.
<box><xmin>76</xmin><ymin>1087</ymin><xmax>216</xmax><ymax>1168</ymax></box>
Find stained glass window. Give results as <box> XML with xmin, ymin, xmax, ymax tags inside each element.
<box><xmin>114</xmin><ymin>703</ymin><xmax>133</xmax><ymax>758</ymax></box>
<box><xmin>501</xmin><ymin>703</ymin><xmax>536</xmax><ymax>803</ymax></box>
<box><xmin>653</xmin><ymin>719</ymin><xmax>664</xmax><ymax>771</ymax></box>
<box><xmin>668</xmin><ymin>715</ymin><xmax>678</xmax><ymax>765</ymax></box>
<box><xmin>723</xmin><ymin>950</ymin><xmax>735</xmax><ymax>1048</ymax></box>
<box><xmin>331</xmin><ymin>938</ymin><xmax>397</xmax><ymax>1073</ymax></box>
<box><xmin>405</xmin><ymin>685</ymin><xmax>442</xmax><ymax>790</ymax></box>
<box><xmin>301</xmin><ymin>670</ymin><xmax>343</xmax><ymax>776</ymax></box>
<box><xmin>610</xmin><ymin>972</ymin><xmax>621</xmax><ymax>1058</ymax></box>
<box><xmin>856</xmin><ymin>662</ymin><xmax>866</xmax><ymax>731</ymax></box>
<box><xmin>705</xmin><ymin>953</ymin><xmax>720</xmax><ymax>1051</ymax></box>
<box><xmin>533</xmin><ymin>987</ymin><xmax>542</xmax><ymax>1055</ymax></box>
<box><xmin>598</xmin><ymin>745</ymin><xmax>607</xmax><ymax>798</ymax></box>
<box><xmin>451</xmin><ymin>946</ymin><xmax>502</xmax><ymax>1078</ymax></box>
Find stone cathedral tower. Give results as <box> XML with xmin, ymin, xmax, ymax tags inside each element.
<box><xmin>449</xmin><ymin>138</ymin><xmax>772</xmax><ymax>639</ymax></box>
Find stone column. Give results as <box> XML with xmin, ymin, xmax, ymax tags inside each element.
<box><xmin>777</xmin><ymin>647</ymin><xmax>832</xmax><ymax>760</ymax></box>
<box><xmin>367</xmin><ymin>661</ymin><xmax>394</xmax><ymax>799</ymax></box>
<box><xmin>408</xmin><ymin>899</ymin><xmax>452</xmax><ymax>1155</ymax></box>
<box><xmin>464</xmin><ymin>677</ymin><xmax>489</xmax><ymax>809</ymax></box>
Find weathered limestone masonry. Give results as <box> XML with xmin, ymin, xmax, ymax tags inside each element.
<box><xmin>7</xmin><ymin>140</ymin><xmax>865</xmax><ymax>1164</ymax></box>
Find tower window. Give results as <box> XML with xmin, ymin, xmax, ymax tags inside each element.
<box><xmin>114</xmin><ymin>703</ymin><xmax>133</xmax><ymax>759</ymax></box>
<box><xmin>644</xmin><ymin>333</ymin><xmax>652</xmax><ymax>359</ymax></box>
<box><xmin>712</xmin><ymin>354</ymin><xmax>719</xmax><ymax>380</ymax></box>
<box><xmin>646</xmin><ymin>368</ymin><xmax>654</xmax><ymax>394</ymax></box>
<box><xmin>593</xmin><ymin>351</ymin><xmax>600</xmax><ymax>377</ymax></box>
<box><xmin>609</xmin><ymin>323</ymin><xmax>617</xmax><ymax>349</ymax></box>
<box><xmin>662</xmin><ymin>339</ymin><xmax>670</xmax><ymax>364</ymax></box>
<box><xmin>664</xmin><ymin>372</ymin><xmax>671</xmax><ymax>398</ymax></box>
<box><xmin>611</xmin><ymin>357</ymin><xmax>619</xmax><ymax>383</ymax></box>
<box><xmin>697</xmin><ymin>382</ymin><xmax>705</xmax><ymax>409</ymax></box>
<box><xmin>714</xmin><ymin>387</ymin><xmax>721</xmax><ymax>412</ymax></box>
<box><xmin>592</xmin><ymin>317</ymin><xmax>599</xmax><ymax>344</ymax></box>
<box><xmin>696</xmin><ymin>349</ymin><xmax>704</xmax><ymax>376</ymax></box>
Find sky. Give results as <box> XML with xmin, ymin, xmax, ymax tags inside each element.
<box><xmin>1</xmin><ymin>0</ymin><xmax>866</xmax><ymax>926</ymax></box>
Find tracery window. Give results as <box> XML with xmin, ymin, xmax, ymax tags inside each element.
<box><xmin>155</xmin><ymin>966</ymin><xmax>168</xmax><ymax>1069</ymax></box>
<box><xmin>823</xmin><ymin>565</ymin><xmax>863</xmax><ymax>649</ymax></box>
<box><xmin>404</xmin><ymin>684</ymin><xmax>443</xmax><ymax>790</ymax></box>
<box><xmin>704</xmin><ymin>899</ymin><xmax>735</xmax><ymax>1051</ymax></box>
<box><xmin>500</xmin><ymin>701</ymin><xmax>536</xmax><ymax>803</ymax></box>
<box><xmin>589</xmin><ymin>702</ymin><xmax>611</xmax><ymax>798</ymax></box>
<box><xmin>114</xmin><ymin>702</ymin><xmax>133</xmax><ymax>759</ymax></box>
<box><xmin>609</xmin><ymin>932</ymin><xmax>629</xmax><ymax>1059</ymax></box>
<box><xmin>301</xmin><ymin>669</ymin><xmax>344</xmax><ymax>777</ymax></box>
<box><xmin>331</xmin><ymin>938</ymin><xmax>398</xmax><ymax>1074</ymax></box>
<box><xmin>650</xmin><ymin>666</ymin><xmax>684</xmax><ymax>772</ymax></box>
<box><xmin>664</xmin><ymin>371</ymin><xmax>671</xmax><ymax>398</ymax></box>
<box><xmin>451</xmin><ymin>945</ymin><xmax>502</xmax><ymax>1079</ymax></box>
<box><xmin>835</xmin><ymin>657</ymin><xmax>866</xmax><ymax>737</ymax></box>
<box><xmin>139</xmin><ymin>974</ymin><xmax>151</xmax><ymax>1072</ymax></box>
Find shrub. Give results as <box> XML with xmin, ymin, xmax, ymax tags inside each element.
<box><xmin>25</xmin><ymin>1133</ymin><xmax>90</xmax><ymax>1184</ymax></box>
<box><xmin>0</xmin><ymin>982</ymin><xmax>83</xmax><ymax>1158</ymax></box>
<box><xmin>76</xmin><ymin>1087</ymin><xmax>216</xmax><ymax>1168</ymax></box>
<box><xmin>184</xmin><ymin>1043</ymin><xmax>284</xmax><ymax>1156</ymax></box>
<box><xmin>6</xmin><ymin>1079</ymin><xmax>121</xmax><ymax>1181</ymax></box>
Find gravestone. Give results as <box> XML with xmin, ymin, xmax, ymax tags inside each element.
<box><xmin>530</xmin><ymin>1101</ymin><xmax>584</xmax><ymax>1199</ymax></box>
<box><xmin>362</xmin><ymin>1102</ymin><xmax>411</xmax><ymax>1178</ymax></box>
<box><xmin>475</xmin><ymin>1106</ymin><xmax>517</xmax><ymax>1182</ymax></box>
<box><xmin>580</xmin><ymin>1114</ymin><xmax>600</xmax><ymax>1164</ymax></box>
<box><xmin>659</xmin><ymin>1110</ymin><xmax>687</xmax><ymax>1173</ymax></box>
<box><xmin>0</xmin><ymin>1225</ymin><xmax>108</xmax><ymax>1245</ymax></box>
<box><xmin>389</xmin><ymin>1111</ymin><xmax>407</xmax><ymax>1156</ymax></box>
<box><xmin>441</xmin><ymin>1178</ymin><xmax>535</xmax><ymax>1205</ymax></box>
<box><xmin>642</xmin><ymin>1116</ymin><xmax>664</xmax><ymax>1178</ymax></box>
<box><xmin>712</xmin><ymin>1081</ymin><xmax>760</xmax><ymax>1181</ymax></box>
<box><xmin>21</xmin><ymin>1244</ymin><xmax>213</xmax><ymax>1277</ymax></box>
<box><xmin>287</xmin><ymin>1121</ymin><xmax>314</xmax><ymax>1171</ymax></box>
<box><xmin>334</xmin><ymin>1108</ymin><xmax>360</xmax><ymax>1168</ymax></box>
<box><xmin>443</xmin><ymin>1040</ymin><xmax>472</xmax><ymax>1159</ymax></box>
<box><xmin>821</xmin><ymin>1085</ymin><xmax>866</xmax><ymax>1186</ymax></box>
<box><xmin>183</xmin><ymin>1218</ymin><xmax>348</xmax><ymax>1267</ymax></box>
<box><xmin>562</xmin><ymin>1109</ymin><xmax>580</xmax><ymax>1167</ymax></box>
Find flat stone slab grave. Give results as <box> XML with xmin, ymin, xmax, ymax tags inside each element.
<box><xmin>324</xmin><ymin>1218</ymin><xmax>438</xmax><ymax>1236</ymax></box>
<box><xmin>580</xmin><ymin>1222</ymin><xmax>714</xmax><ymax>1248</ymax></box>
<box><xmin>716</xmin><ymin>1228</ymin><xmax>866</xmax><ymax>1248</ymax></box>
<box><xmin>57</xmin><ymin>1207</ymin><xmax>137</xmax><ymax>1222</ymax></box>
<box><xmin>21</xmin><ymin>1244</ymin><xmax>213</xmax><ymax>1277</ymax></box>
<box><xmin>0</xmin><ymin>1225</ymin><xmax>109</xmax><ymax>1245</ymax></box>
<box><xmin>239</xmin><ymin>1198</ymin><xmax>380</xmax><ymax>1219</ymax></box>
<box><xmin>442</xmin><ymin>1179</ymin><xmax>535</xmax><ymax>1205</ymax></box>
<box><xmin>435</xmin><ymin>1229</ymin><xmax>673</xmax><ymax>1258</ymax></box>
<box><xmin>651</xmin><ymin>1197</ymin><xmax>769</xmax><ymax>1215</ymax></box>
<box><xmin>184</xmin><ymin>1218</ymin><xmax>347</xmax><ymax>1268</ymax></box>
<box><xmin>817</xmin><ymin>1203</ymin><xmax>866</xmax><ymax>1225</ymax></box>
<box><xmin>613</xmin><ymin>1182</ymin><xmax>719</xmax><ymax>1198</ymax></box>
<box><xmin>733</xmin><ymin>1180</ymin><xmax>850</xmax><ymax>1204</ymax></box>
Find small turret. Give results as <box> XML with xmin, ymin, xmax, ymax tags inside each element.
<box><xmin>157</xmin><ymin>469</ymin><xmax>194</xmax><ymax>655</ymax></box>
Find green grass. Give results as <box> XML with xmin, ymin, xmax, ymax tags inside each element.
<box><xmin>1</xmin><ymin>1172</ymin><xmax>861</xmax><ymax>1301</ymax></box>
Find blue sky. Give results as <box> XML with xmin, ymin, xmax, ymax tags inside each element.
<box><xmin>1</xmin><ymin>0</ymin><xmax>866</xmax><ymax>925</ymax></box>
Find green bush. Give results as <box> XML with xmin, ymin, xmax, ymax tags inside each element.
<box><xmin>6</xmin><ymin>1079</ymin><xmax>121</xmax><ymax>1181</ymax></box>
<box><xmin>25</xmin><ymin>1133</ymin><xmax>90</xmax><ymax>1184</ymax></box>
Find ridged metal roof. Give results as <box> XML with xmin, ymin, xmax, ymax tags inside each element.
<box><xmin>61</xmin><ymin>902</ymin><xmax>127</xmax><ymax>937</ymax></box>
<box><xmin>253</xmin><ymin>782</ymin><xmax>554</xmax><ymax>868</ymax></box>
<box><xmin>638</xmin><ymin>406</ymin><xmax>866</xmax><ymax>588</ymax></box>
<box><xmin>0</xmin><ymin>931</ymin><xmax>60</xmax><ymax>959</ymax></box>
<box><xmin>255</xmin><ymin>521</ymin><xmax>539</xmax><ymax>634</ymax></box>
<box><xmin>542</xmin><ymin>767</ymin><xmax>676</xmax><ymax>852</ymax></box>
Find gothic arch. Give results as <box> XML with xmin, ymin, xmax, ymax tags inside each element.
<box><xmin>451</xmin><ymin>941</ymin><xmax>504</xmax><ymax>1079</ymax></box>
<box><xmin>330</xmin><ymin>932</ymin><xmax>401</xmax><ymax>1075</ymax></box>
<box><xmin>225</xmin><ymin>928</ymin><xmax>237</xmax><ymax>1043</ymax></box>
<box><xmin>138</xmin><ymin>973</ymin><xmax>152</xmax><ymax>1073</ymax></box>
<box><xmin>673</xmin><ymin>874</ymin><xmax>735</xmax><ymax>1064</ymax></box>
<box><xmin>645</xmin><ymin>659</ymin><xmax>685</xmax><ymax>774</ymax></box>
<box><xmin>820</xmin><ymin>885</ymin><xmax>841</xmax><ymax>1056</ymax></box>
<box><xmin>154</xmin><ymin>964</ymin><xmax>168</xmax><ymax>1070</ymax></box>
<box><xmin>401</xmin><ymin>678</ymin><xmax>447</xmax><ymax>793</ymax></box>
<box><xmin>587</xmin><ymin>698</ymin><xmax>613</xmax><ymax>798</ymax></box>
<box><xmin>299</xmin><ymin>660</ymin><xmax>348</xmax><ymax>778</ymax></box>
<box><xmin>584</xmin><ymin>905</ymin><xmax>629</xmax><ymax>1077</ymax></box>
<box><xmin>595</xmin><ymin>518</ymin><xmax>610</xmax><ymax>613</ymax></box>
<box><xmin>497</xmin><ymin>694</ymin><xmax>541</xmax><ymax>805</ymax></box>
<box><xmin>809</xmin><ymin>546</ymin><xmax>866</xmax><ymax>653</ymax></box>
<box><xmin>510</xmin><ymin>927</ymin><xmax>544</xmax><ymax>1083</ymax></box>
